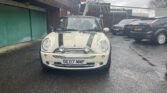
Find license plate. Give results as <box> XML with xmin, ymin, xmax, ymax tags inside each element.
<box><xmin>62</xmin><ymin>59</ymin><xmax>84</xmax><ymax>64</ymax></box>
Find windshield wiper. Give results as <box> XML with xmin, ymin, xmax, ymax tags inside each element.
<box><xmin>80</xmin><ymin>29</ymin><xmax>100</xmax><ymax>31</ymax></box>
<box><xmin>66</xmin><ymin>29</ymin><xmax>79</xmax><ymax>31</ymax></box>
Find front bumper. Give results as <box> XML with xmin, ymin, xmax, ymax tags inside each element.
<box><xmin>130</xmin><ymin>31</ymin><xmax>154</xmax><ymax>39</ymax></box>
<box><xmin>40</xmin><ymin>52</ymin><xmax>110</xmax><ymax>70</ymax></box>
<box><xmin>112</xmin><ymin>29</ymin><xmax>124</xmax><ymax>34</ymax></box>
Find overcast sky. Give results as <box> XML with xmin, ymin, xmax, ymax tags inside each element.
<box><xmin>104</xmin><ymin>0</ymin><xmax>152</xmax><ymax>8</ymax></box>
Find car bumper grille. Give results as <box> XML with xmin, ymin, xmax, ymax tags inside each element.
<box><xmin>54</xmin><ymin>62</ymin><xmax>95</xmax><ymax>68</ymax></box>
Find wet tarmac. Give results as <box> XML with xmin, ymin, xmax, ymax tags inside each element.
<box><xmin>0</xmin><ymin>34</ymin><xmax>167</xmax><ymax>93</ymax></box>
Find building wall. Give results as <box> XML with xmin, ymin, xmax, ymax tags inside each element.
<box><xmin>0</xmin><ymin>4</ymin><xmax>31</xmax><ymax>47</ymax></box>
<box><xmin>36</xmin><ymin>0</ymin><xmax>79</xmax><ymax>14</ymax></box>
<box><xmin>47</xmin><ymin>7</ymin><xmax>60</xmax><ymax>32</ymax></box>
<box><xmin>155</xmin><ymin>8</ymin><xmax>167</xmax><ymax>16</ymax></box>
<box><xmin>111</xmin><ymin>6</ymin><xmax>155</xmax><ymax>17</ymax></box>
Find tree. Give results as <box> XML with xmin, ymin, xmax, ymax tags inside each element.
<box><xmin>150</xmin><ymin>0</ymin><xmax>167</xmax><ymax>8</ymax></box>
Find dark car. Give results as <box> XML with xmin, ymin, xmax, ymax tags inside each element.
<box><xmin>129</xmin><ymin>17</ymin><xmax>167</xmax><ymax>45</ymax></box>
<box><xmin>112</xmin><ymin>19</ymin><xmax>140</xmax><ymax>35</ymax></box>
<box><xmin>125</xmin><ymin>18</ymin><xmax>155</xmax><ymax>37</ymax></box>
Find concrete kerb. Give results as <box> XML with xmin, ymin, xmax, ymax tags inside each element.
<box><xmin>0</xmin><ymin>40</ymin><xmax>41</xmax><ymax>54</ymax></box>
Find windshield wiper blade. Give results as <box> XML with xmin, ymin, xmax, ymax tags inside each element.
<box><xmin>80</xmin><ymin>29</ymin><xmax>100</xmax><ymax>31</ymax></box>
<box><xmin>66</xmin><ymin>29</ymin><xmax>79</xmax><ymax>31</ymax></box>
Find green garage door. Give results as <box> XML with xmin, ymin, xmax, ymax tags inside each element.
<box><xmin>0</xmin><ymin>4</ymin><xmax>31</xmax><ymax>47</ymax></box>
<box><xmin>30</xmin><ymin>10</ymin><xmax>47</xmax><ymax>40</ymax></box>
<box><xmin>0</xmin><ymin>4</ymin><xmax>47</xmax><ymax>47</ymax></box>
<box><xmin>0</xmin><ymin>7</ymin><xmax>8</xmax><ymax>47</ymax></box>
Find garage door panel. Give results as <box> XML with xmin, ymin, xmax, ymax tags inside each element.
<box><xmin>4</xmin><ymin>5</ymin><xmax>31</xmax><ymax>44</ymax></box>
<box><xmin>0</xmin><ymin>4</ymin><xmax>31</xmax><ymax>47</ymax></box>
<box><xmin>31</xmin><ymin>10</ymin><xmax>47</xmax><ymax>40</ymax></box>
<box><xmin>0</xmin><ymin>21</ymin><xmax>8</xmax><ymax>47</ymax></box>
<box><xmin>0</xmin><ymin>5</ymin><xmax>8</xmax><ymax>47</ymax></box>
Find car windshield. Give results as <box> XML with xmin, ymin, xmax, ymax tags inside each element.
<box><xmin>118</xmin><ymin>19</ymin><xmax>136</xmax><ymax>24</ymax></box>
<box><xmin>57</xmin><ymin>17</ymin><xmax>101</xmax><ymax>32</ymax></box>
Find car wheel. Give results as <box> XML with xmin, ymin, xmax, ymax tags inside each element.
<box><xmin>155</xmin><ymin>33</ymin><xmax>166</xmax><ymax>45</ymax></box>
<box><xmin>41</xmin><ymin>62</ymin><xmax>52</xmax><ymax>72</ymax></box>
<box><xmin>134</xmin><ymin>38</ymin><xmax>142</xmax><ymax>42</ymax></box>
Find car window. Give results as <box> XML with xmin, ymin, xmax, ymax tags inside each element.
<box><xmin>58</xmin><ymin>17</ymin><xmax>101</xmax><ymax>32</ymax></box>
<box><xmin>156</xmin><ymin>18</ymin><xmax>167</xmax><ymax>25</ymax></box>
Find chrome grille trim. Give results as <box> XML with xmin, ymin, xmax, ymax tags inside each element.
<box><xmin>53</xmin><ymin>55</ymin><xmax>96</xmax><ymax>59</ymax></box>
<box><xmin>53</xmin><ymin>63</ymin><xmax>95</xmax><ymax>68</ymax></box>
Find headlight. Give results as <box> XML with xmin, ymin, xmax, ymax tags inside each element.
<box><xmin>59</xmin><ymin>46</ymin><xmax>65</xmax><ymax>53</ymax></box>
<box><xmin>42</xmin><ymin>38</ymin><xmax>52</xmax><ymax>51</ymax></box>
<box><xmin>84</xmin><ymin>47</ymin><xmax>90</xmax><ymax>53</ymax></box>
<box><xmin>97</xmin><ymin>40</ymin><xmax>109</xmax><ymax>52</ymax></box>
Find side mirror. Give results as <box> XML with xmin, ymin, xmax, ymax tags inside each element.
<box><xmin>50</xmin><ymin>26</ymin><xmax>54</xmax><ymax>32</ymax></box>
<box><xmin>103</xmin><ymin>27</ymin><xmax>110</xmax><ymax>32</ymax></box>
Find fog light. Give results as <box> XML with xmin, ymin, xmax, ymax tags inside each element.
<box><xmin>101</xmin><ymin>55</ymin><xmax>105</xmax><ymax>58</ymax></box>
<box><xmin>46</xmin><ymin>61</ymin><xmax>49</xmax><ymax>64</ymax></box>
<box><xmin>146</xmin><ymin>35</ymin><xmax>152</xmax><ymax>38</ymax></box>
<box><xmin>84</xmin><ymin>47</ymin><xmax>90</xmax><ymax>53</ymax></box>
<box><xmin>100</xmin><ymin>62</ymin><xmax>103</xmax><ymax>65</ymax></box>
<box><xmin>59</xmin><ymin>48</ymin><xmax>65</xmax><ymax>53</ymax></box>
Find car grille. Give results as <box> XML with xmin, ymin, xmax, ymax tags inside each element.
<box><xmin>54</xmin><ymin>62</ymin><xmax>95</xmax><ymax>68</ymax></box>
<box><xmin>54</xmin><ymin>48</ymin><xmax>94</xmax><ymax>54</ymax></box>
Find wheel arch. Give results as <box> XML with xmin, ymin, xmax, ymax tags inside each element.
<box><xmin>154</xmin><ymin>28</ymin><xmax>167</xmax><ymax>36</ymax></box>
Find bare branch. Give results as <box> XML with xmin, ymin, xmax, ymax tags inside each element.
<box><xmin>150</xmin><ymin>0</ymin><xmax>167</xmax><ymax>8</ymax></box>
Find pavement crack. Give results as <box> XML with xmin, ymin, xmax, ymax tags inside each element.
<box><xmin>129</xmin><ymin>44</ymin><xmax>156</xmax><ymax>67</ymax></box>
<box><xmin>139</xmin><ymin>54</ymin><xmax>156</xmax><ymax>67</ymax></box>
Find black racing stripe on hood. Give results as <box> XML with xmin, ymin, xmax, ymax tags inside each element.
<box><xmin>87</xmin><ymin>33</ymin><xmax>96</xmax><ymax>47</ymax></box>
<box><xmin>58</xmin><ymin>33</ymin><xmax>63</xmax><ymax>47</ymax></box>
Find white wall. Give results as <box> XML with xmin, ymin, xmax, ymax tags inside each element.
<box><xmin>155</xmin><ymin>8</ymin><xmax>167</xmax><ymax>16</ymax></box>
<box><xmin>110</xmin><ymin>6</ymin><xmax>155</xmax><ymax>17</ymax></box>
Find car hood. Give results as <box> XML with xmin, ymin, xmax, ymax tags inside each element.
<box><xmin>42</xmin><ymin>31</ymin><xmax>110</xmax><ymax>53</ymax></box>
<box><xmin>128</xmin><ymin>21</ymin><xmax>152</xmax><ymax>26</ymax></box>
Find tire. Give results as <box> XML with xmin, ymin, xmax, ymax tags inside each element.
<box><xmin>41</xmin><ymin>62</ymin><xmax>52</xmax><ymax>72</ymax></box>
<box><xmin>155</xmin><ymin>32</ymin><xmax>166</xmax><ymax>45</ymax></box>
<box><xmin>134</xmin><ymin>38</ymin><xmax>142</xmax><ymax>42</ymax></box>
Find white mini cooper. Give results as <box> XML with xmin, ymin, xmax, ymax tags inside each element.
<box><xmin>40</xmin><ymin>16</ymin><xmax>111</xmax><ymax>71</ymax></box>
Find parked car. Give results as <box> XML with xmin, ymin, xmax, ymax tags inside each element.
<box><xmin>125</xmin><ymin>18</ymin><xmax>154</xmax><ymax>37</ymax></box>
<box><xmin>40</xmin><ymin>16</ymin><xmax>112</xmax><ymax>71</ymax></box>
<box><xmin>129</xmin><ymin>17</ymin><xmax>167</xmax><ymax>45</ymax></box>
<box><xmin>112</xmin><ymin>19</ymin><xmax>140</xmax><ymax>35</ymax></box>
